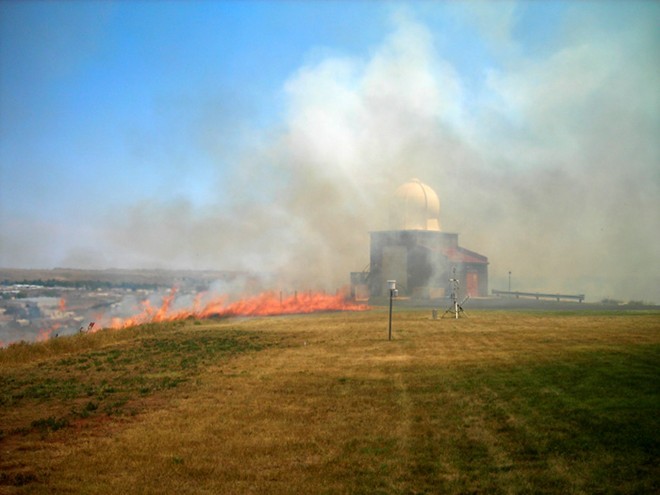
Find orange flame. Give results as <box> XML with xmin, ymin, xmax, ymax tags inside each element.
<box><xmin>106</xmin><ymin>290</ymin><xmax>368</xmax><ymax>330</ymax></box>
<box><xmin>37</xmin><ymin>323</ymin><xmax>61</xmax><ymax>342</ymax></box>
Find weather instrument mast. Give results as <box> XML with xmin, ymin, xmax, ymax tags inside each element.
<box><xmin>387</xmin><ymin>280</ymin><xmax>398</xmax><ymax>340</ymax></box>
<box><xmin>442</xmin><ymin>267</ymin><xmax>469</xmax><ymax>319</ymax></box>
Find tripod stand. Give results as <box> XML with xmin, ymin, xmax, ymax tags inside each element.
<box><xmin>441</xmin><ymin>269</ymin><xmax>469</xmax><ymax>319</ymax></box>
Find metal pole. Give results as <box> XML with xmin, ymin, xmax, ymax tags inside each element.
<box><xmin>508</xmin><ymin>271</ymin><xmax>511</xmax><ymax>292</ymax></box>
<box><xmin>388</xmin><ymin>289</ymin><xmax>393</xmax><ymax>341</ymax></box>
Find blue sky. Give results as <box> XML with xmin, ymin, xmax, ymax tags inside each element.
<box><xmin>1</xmin><ymin>1</ymin><xmax>658</xmax><ymax>302</ymax></box>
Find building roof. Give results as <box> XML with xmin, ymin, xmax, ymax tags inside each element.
<box><xmin>443</xmin><ymin>246</ymin><xmax>488</xmax><ymax>264</ymax></box>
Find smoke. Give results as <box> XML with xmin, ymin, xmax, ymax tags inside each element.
<box><xmin>102</xmin><ymin>7</ymin><xmax>659</xmax><ymax>302</ymax></box>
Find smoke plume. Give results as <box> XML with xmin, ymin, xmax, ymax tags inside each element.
<box><xmin>99</xmin><ymin>8</ymin><xmax>660</xmax><ymax>302</ymax></box>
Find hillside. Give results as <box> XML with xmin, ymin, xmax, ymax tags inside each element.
<box><xmin>1</xmin><ymin>309</ymin><xmax>659</xmax><ymax>494</ymax></box>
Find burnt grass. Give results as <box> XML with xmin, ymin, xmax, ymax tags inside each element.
<box><xmin>0</xmin><ymin>322</ymin><xmax>268</xmax><ymax>440</ymax></box>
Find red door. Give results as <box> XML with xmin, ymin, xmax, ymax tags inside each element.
<box><xmin>466</xmin><ymin>271</ymin><xmax>479</xmax><ymax>297</ymax></box>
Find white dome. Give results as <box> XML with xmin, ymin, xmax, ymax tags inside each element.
<box><xmin>390</xmin><ymin>178</ymin><xmax>441</xmax><ymax>231</ymax></box>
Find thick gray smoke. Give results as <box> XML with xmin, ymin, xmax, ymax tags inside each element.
<box><xmin>104</xmin><ymin>9</ymin><xmax>659</xmax><ymax>302</ymax></box>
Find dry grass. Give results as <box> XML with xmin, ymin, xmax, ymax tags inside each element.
<box><xmin>1</xmin><ymin>309</ymin><xmax>658</xmax><ymax>494</ymax></box>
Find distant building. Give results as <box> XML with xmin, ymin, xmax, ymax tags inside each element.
<box><xmin>351</xmin><ymin>178</ymin><xmax>488</xmax><ymax>300</ymax></box>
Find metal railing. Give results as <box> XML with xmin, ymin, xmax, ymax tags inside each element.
<box><xmin>492</xmin><ymin>289</ymin><xmax>585</xmax><ymax>303</ymax></box>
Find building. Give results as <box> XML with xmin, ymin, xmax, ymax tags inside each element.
<box><xmin>352</xmin><ymin>178</ymin><xmax>488</xmax><ymax>301</ymax></box>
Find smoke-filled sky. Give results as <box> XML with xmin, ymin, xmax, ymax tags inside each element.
<box><xmin>1</xmin><ymin>1</ymin><xmax>658</xmax><ymax>302</ymax></box>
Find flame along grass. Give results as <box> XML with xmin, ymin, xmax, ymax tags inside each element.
<box><xmin>101</xmin><ymin>289</ymin><xmax>369</xmax><ymax>330</ymax></box>
<box><xmin>1</xmin><ymin>309</ymin><xmax>659</xmax><ymax>494</ymax></box>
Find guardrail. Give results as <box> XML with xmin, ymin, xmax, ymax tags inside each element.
<box><xmin>492</xmin><ymin>289</ymin><xmax>585</xmax><ymax>303</ymax></box>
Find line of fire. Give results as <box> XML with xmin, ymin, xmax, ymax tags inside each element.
<box><xmin>2</xmin><ymin>178</ymin><xmax>598</xmax><ymax>347</ymax></box>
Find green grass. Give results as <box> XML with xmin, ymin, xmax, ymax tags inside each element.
<box><xmin>407</xmin><ymin>348</ymin><xmax>659</xmax><ymax>493</ymax></box>
<box><xmin>0</xmin><ymin>321</ymin><xmax>269</xmax><ymax>438</ymax></box>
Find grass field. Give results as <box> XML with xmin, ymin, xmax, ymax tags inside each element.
<box><xmin>1</xmin><ymin>309</ymin><xmax>658</xmax><ymax>494</ymax></box>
